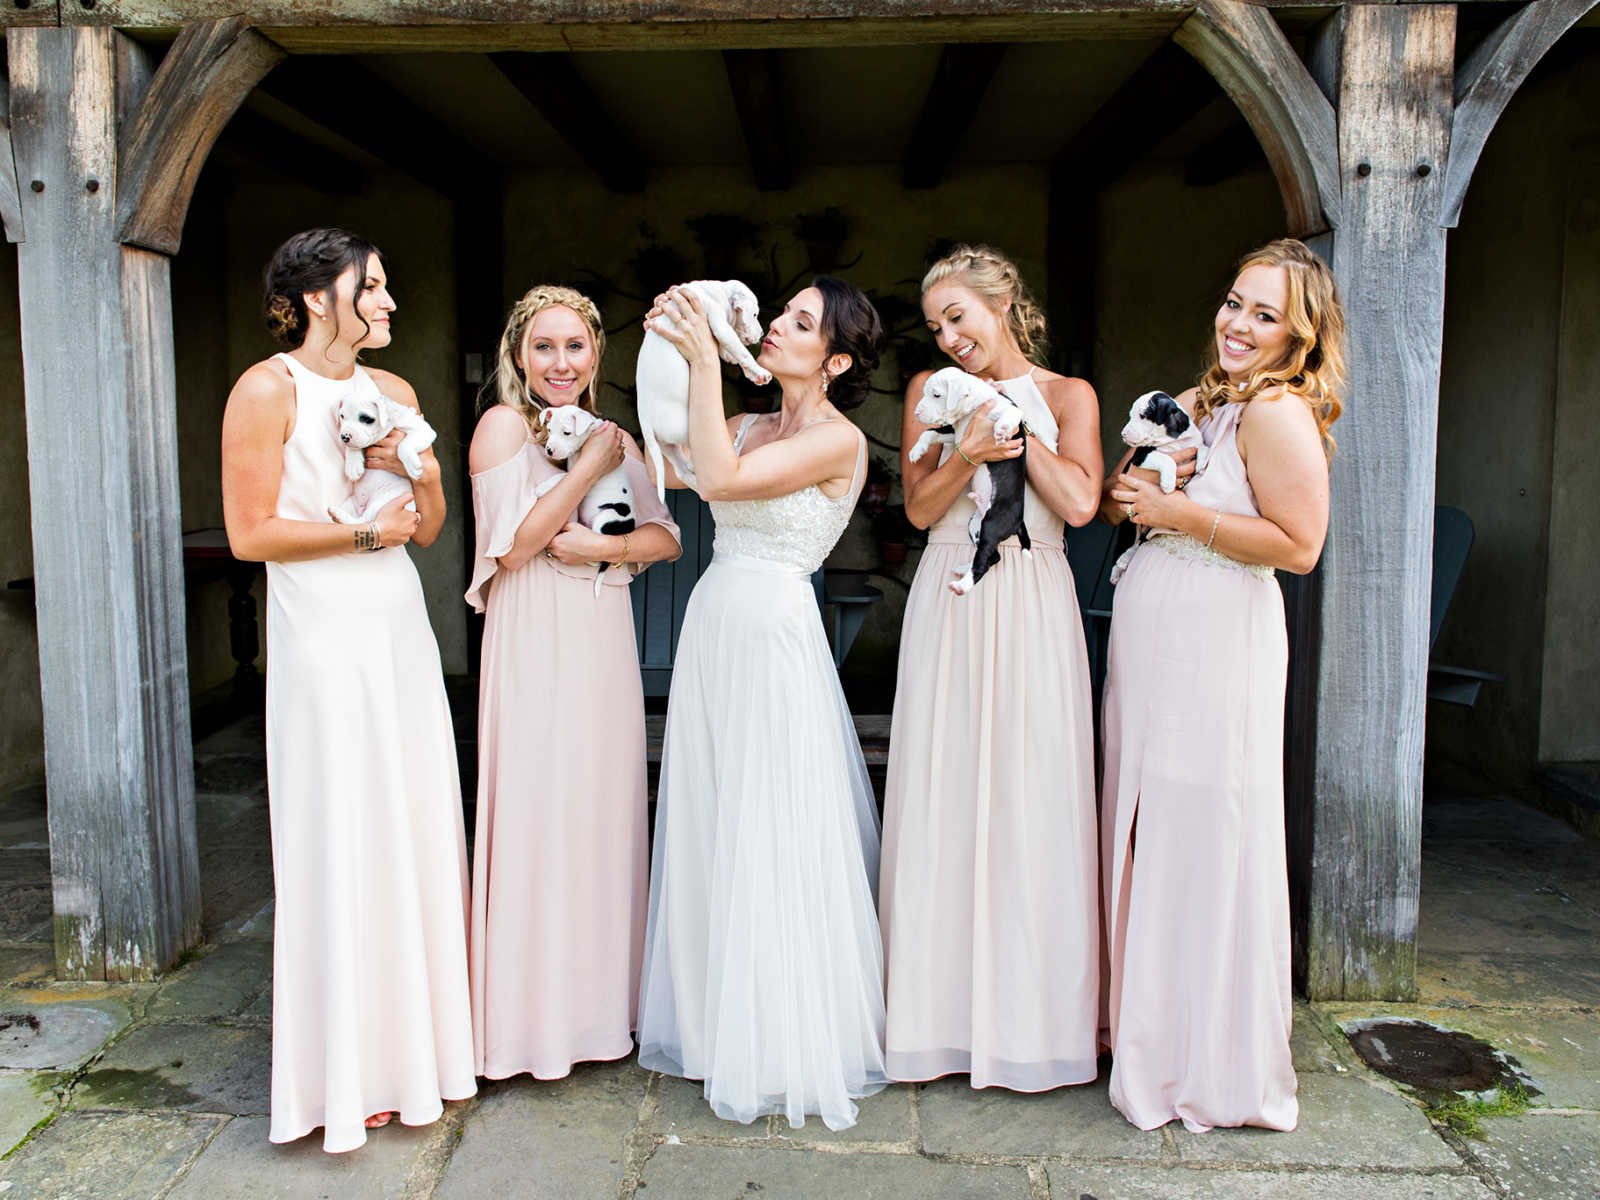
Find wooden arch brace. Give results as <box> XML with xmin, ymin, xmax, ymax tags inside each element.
<box><xmin>1440</xmin><ymin>0</ymin><xmax>1599</xmax><ymax>228</ymax></box>
<box><xmin>1174</xmin><ymin>0</ymin><xmax>1340</xmax><ymax>237</ymax></box>
<box><xmin>117</xmin><ymin>16</ymin><xmax>284</xmax><ymax>255</ymax></box>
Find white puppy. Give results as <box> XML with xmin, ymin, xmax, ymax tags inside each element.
<box><xmin>1108</xmin><ymin>389</ymin><xmax>1209</xmax><ymax>584</ymax></box>
<box><xmin>533</xmin><ymin>405</ymin><xmax>637</xmax><ymax>596</ymax></box>
<box><xmin>636</xmin><ymin>279</ymin><xmax>771</xmax><ymax>501</ymax></box>
<box><xmin>327</xmin><ymin>391</ymin><xmax>437</xmax><ymax>525</ymax></box>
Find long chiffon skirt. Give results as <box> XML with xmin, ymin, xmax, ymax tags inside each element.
<box><xmin>636</xmin><ymin>554</ymin><xmax>889</xmax><ymax>1131</ymax></box>
<box><xmin>1100</xmin><ymin>541</ymin><xmax>1297</xmax><ymax>1133</ymax></box>
<box><xmin>471</xmin><ymin>558</ymin><xmax>648</xmax><ymax>1080</ymax></box>
<box><xmin>880</xmin><ymin>537</ymin><xmax>1099</xmax><ymax>1090</ymax></box>
<box><xmin>265</xmin><ymin>549</ymin><xmax>476</xmax><ymax>1153</ymax></box>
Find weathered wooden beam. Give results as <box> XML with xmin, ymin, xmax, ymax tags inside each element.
<box><xmin>488</xmin><ymin>52</ymin><xmax>645</xmax><ymax>193</ymax></box>
<box><xmin>9</xmin><ymin>24</ymin><xmax>201</xmax><ymax>980</ymax></box>
<box><xmin>258</xmin><ymin>56</ymin><xmax>493</xmax><ymax>197</ymax></box>
<box><xmin>1440</xmin><ymin>0</ymin><xmax>1597</xmax><ymax>228</ymax></box>
<box><xmin>903</xmin><ymin>42</ymin><xmax>1009</xmax><ymax>189</ymax></box>
<box><xmin>1053</xmin><ymin>40</ymin><xmax>1220</xmax><ymax>184</ymax></box>
<box><xmin>117</xmin><ymin>17</ymin><xmax>284</xmax><ymax>254</ymax></box>
<box><xmin>1175</xmin><ymin>0</ymin><xmax>1341</xmax><ymax>236</ymax></box>
<box><xmin>0</xmin><ymin>75</ymin><xmax>25</xmax><ymax>242</ymax></box>
<box><xmin>723</xmin><ymin>49</ymin><xmax>790</xmax><ymax>192</ymax></box>
<box><xmin>216</xmin><ymin>107</ymin><xmax>368</xmax><ymax>194</ymax></box>
<box><xmin>1307</xmin><ymin>1</ymin><xmax>1456</xmax><ymax>1001</ymax></box>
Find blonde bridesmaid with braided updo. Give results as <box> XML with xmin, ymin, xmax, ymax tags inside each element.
<box><xmin>1099</xmin><ymin>239</ymin><xmax>1345</xmax><ymax>1132</ymax></box>
<box><xmin>466</xmin><ymin>284</ymin><xmax>680</xmax><ymax>1082</ymax></box>
<box><xmin>880</xmin><ymin>245</ymin><xmax>1103</xmax><ymax>1092</ymax></box>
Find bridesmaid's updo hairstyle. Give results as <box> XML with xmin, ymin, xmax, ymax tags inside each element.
<box><xmin>813</xmin><ymin>275</ymin><xmax>883</xmax><ymax>412</ymax></box>
<box><xmin>486</xmin><ymin>284</ymin><xmax>606</xmax><ymax>444</ymax></box>
<box><xmin>262</xmin><ymin>227</ymin><xmax>384</xmax><ymax>350</ymax></box>
<box><xmin>920</xmin><ymin>244</ymin><xmax>1049</xmax><ymax>367</ymax></box>
<box><xmin>1196</xmin><ymin>238</ymin><xmax>1346</xmax><ymax>457</ymax></box>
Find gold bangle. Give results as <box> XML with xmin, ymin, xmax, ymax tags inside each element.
<box><xmin>1206</xmin><ymin>509</ymin><xmax>1222</xmax><ymax>550</ymax></box>
<box><xmin>955</xmin><ymin>442</ymin><xmax>978</xmax><ymax>468</ymax></box>
<box><xmin>611</xmin><ymin>532</ymin><xmax>631</xmax><ymax>571</ymax></box>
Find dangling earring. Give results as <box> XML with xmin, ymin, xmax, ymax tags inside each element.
<box><xmin>819</xmin><ymin>371</ymin><xmax>831</xmax><ymax>399</ymax></box>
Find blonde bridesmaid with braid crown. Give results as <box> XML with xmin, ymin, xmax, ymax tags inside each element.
<box><xmin>1099</xmin><ymin>238</ymin><xmax>1345</xmax><ymax>1133</ymax></box>
<box><xmin>880</xmin><ymin>245</ymin><xmax>1104</xmax><ymax>1092</ymax></box>
<box><xmin>466</xmin><ymin>285</ymin><xmax>680</xmax><ymax>1083</ymax></box>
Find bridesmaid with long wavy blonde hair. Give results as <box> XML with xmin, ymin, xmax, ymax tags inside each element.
<box><xmin>1099</xmin><ymin>238</ymin><xmax>1346</xmax><ymax>1133</ymax></box>
<box><xmin>465</xmin><ymin>284</ymin><xmax>680</xmax><ymax>1082</ymax></box>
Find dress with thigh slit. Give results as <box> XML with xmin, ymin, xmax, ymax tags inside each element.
<box><xmin>1099</xmin><ymin>399</ymin><xmax>1298</xmax><ymax>1133</ymax></box>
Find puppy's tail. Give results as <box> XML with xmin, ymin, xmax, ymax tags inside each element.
<box><xmin>594</xmin><ymin>563</ymin><xmax>607</xmax><ymax>598</ymax></box>
<box><xmin>646</xmin><ymin>434</ymin><xmax>668</xmax><ymax>505</ymax></box>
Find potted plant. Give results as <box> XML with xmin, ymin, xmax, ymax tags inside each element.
<box><xmin>861</xmin><ymin>455</ymin><xmax>893</xmax><ymax>517</ymax></box>
<box><xmin>792</xmin><ymin>207</ymin><xmax>851</xmax><ymax>271</ymax></box>
<box><xmin>872</xmin><ymin>504</ymin><xmax>922</xmax><ymax>570</ymax></box>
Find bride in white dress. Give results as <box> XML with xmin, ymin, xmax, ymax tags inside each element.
<box><xmin>636</xmin><ymin>278</ymin><xmax>889</xmax><ymax>1132</ymax></box>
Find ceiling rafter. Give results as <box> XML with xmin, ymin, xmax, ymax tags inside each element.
<box><xmin>902</xmin><ymin>42</ymin><xmax>1010</xmax><ymax>190</ymax></box>
<box><xmin>722</xmin><ymin>49</ymin><xmax>790</xmax><ymax>192</ymax></box>
<box><xmin>489</xmin><ymin>52</ymin><xmax>645</xmax><ymax>193</ymax></box>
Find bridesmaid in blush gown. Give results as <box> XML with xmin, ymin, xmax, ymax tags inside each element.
<box><xmin>221</xmin><ymin>229</ymin><xmax>475</xmax><ymax>1153</ymax></box>
<box><xmin>880</xmin><ymin>245</ymin><xmax>1103</xmax><ymax>1092</ymax></box>
<box><xmin>466</xmin><ymin>285</ymin><xmax>680</xmax><ymax>1082</ymax></box>
<box><xmin>636</xmin><ymin>278</ymin><xmax>888</xmax><ymax>1132</ymax></box>
<box><xmin>1100</xmin><ymin>238</ymin><xmax>1347</xmax><ymax>1133</ymax></box>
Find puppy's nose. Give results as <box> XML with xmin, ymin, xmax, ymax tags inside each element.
<box><xmin>340</xmin><ymin>433</ymin><xmax>351</xmax><ymax>443</ymax></box>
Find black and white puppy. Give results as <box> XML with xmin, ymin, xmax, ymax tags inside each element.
<box><xmin>908</xmin><ymin>366</ymin><xmax>1031</xmax><ymax>596</ymax></box>
<box><xmin>534</xmin><ymin>405</ymin><xmax>636</xmax><ymax>596</ymax></box>
<box><xmin>1108</xmin><ymin>389</ymin><xmax>1208</xmax><ymax>584</ymax></box>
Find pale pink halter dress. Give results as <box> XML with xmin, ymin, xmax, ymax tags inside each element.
<box><xmin>1099</xmin><ymin>399</ymin><xmax>1298</xmax><ymax>1133</ymax></box>
<box><xmin>879</xmin><ymin>371</ymin><xmax>1099</xmax><ymax>1091</ymax></box>
<box><xmin>465</xmin><ymin>435</ymin><xmax>679</xmax><ymax>1080</ymax></box>
<box><xmin>264</xmin><ymin>353</ymin><xmax>475</xmax><ymax>1153</ymax></box>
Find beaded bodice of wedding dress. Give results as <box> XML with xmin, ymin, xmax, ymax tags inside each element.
<box><xmin>709</xmin><ymin>417</ymin><xmax>863</xmax><ymax>574</ymax></box>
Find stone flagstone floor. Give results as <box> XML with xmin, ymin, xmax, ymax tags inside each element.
<box><xmin>0</xmin><ymin>711</ymin><xmax>1596</xmax><ymax>1198</ymax></box>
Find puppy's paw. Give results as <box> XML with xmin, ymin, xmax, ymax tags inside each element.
<box><xmin>743</xmin><ymin>365</ymin><xmax>773</xmax><ymax>386</ymax></box>
<box><xmin>327</xmin><ymin>505</ymin><xmax>354</xmax><ymax>524</ymax></box>
<box><xmin>948</xmin><ymin>574</ymin><xmax>973</xmax><ymax>596</ymax></box>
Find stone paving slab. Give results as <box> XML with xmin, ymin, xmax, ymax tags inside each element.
<box><xmin>1418</xmin><ymin>880</ymin><xmax>1600</xmax><ymax>957</ymax></box>
<box><xmin>0</xmin><ymin>1071</ymin><xmax>56</xmax><ymax>1155</ymax></box>
<box><xmin>916</xmin><ymin>1074</ymin><xmax>1164</xmax><ymax>1160</ymax></box>
<box><xmin>1293</xmin><ymin>1001</ymin><xmax>1356</xmax><ymax>1074</ymax></box>
<box><xmin>0</xmin><ymin>1109</ymin><xmax>224</xmax><ymax>1199</ymax></box>
<box><xmin>1417</xmin><ymin>951</ymin><xmax>1600</xmax><ymax>1010</ymax></box>
<box><xmin>1473</xmin><ymin>1112</ymin><xmax>1600</xmax><ymax>1200</ymax></box>
<box><xmin>74</xmin><ymin>1022</ymin><xmax>270</xmax><ymax>1114</ymax></box>
<box><xmin>648</xmin><ymin>1071</ymin><xmax>773</xmax><ymax>1142</ymax></box>
<box><xmin>1171</xmin><ymin>1072</ymin><xmax>1459</xmax><ymax>1169</ymax></box>
<box><xmin>1322</xmin><ymin>1005</ymin><xmax>1600</xmax><ymax>1110</ymax></box>
<box><xmin>0</xmin><ymin>849</ymin><xmax>53</xmax><ymax>942</ymax></box>
<box><xmin>0</xmin><ymin>1006</ymin><xmax>116</xmax><ymax>1070</ymax></box>
<box><xmin>433</xmin><ymin>1060</ymin><xmax>645</xmax><ymax>1199</ymax></box>
<box><xmin>146</xmin><ymin>940</ymin><xmax>273</xmax><ymax>1021</ymax></box>
<box><xmin>773</xmin><ymin>1082</ymin><xmax>917</xmax><ymax>1147</ymax></box>
<box><xmin>167</xmin><ymin>1115</ymin><xmax>439</xmax><ymax>1199</ymax></box>
<box><xmin>1048</xmin><ymin>1163</ymin><xmax>1495</xmax><ymax>1198</ymax></box>
<box><xmin>638</xmin><ymin>1142</ymin><xmax>1032</xmax><ymax>1198</ymax></box>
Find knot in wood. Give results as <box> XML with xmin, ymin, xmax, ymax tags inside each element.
<box><xmin>1416</xmin><ymin>163</ymin><xmax>1432</xmax><ymax>178</ymax></box>
<box><xmin>1355</xmin><ymin>162</ymin><xmax>1372</xmax><ymax>178</ymax></box>
<box><xmin>29</xmin><ymin>180</ymin><xmax>43</xmax><ymax>193</ymax></box>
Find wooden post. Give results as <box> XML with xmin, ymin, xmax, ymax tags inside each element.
<box><xmin>1302</xmin><ymin>2</ymin><xmax>1456</xmax><ymax>1001</ymax></box>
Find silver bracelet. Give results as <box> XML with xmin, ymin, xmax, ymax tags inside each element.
<box><xmin>1205</xmin><ymin>509</ymin><xmax>1222</xmax><ymax>550</ymax></box>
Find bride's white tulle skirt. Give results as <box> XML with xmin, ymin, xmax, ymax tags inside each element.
<box><xmin>637</xmin><ymin>554</ymin><xmax>889</xmax><ymax>1131</ymax></box>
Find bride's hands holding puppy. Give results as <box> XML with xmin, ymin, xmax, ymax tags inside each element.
<box><xmin>646</xmin><ymin>287</ymin><xmax>719</xmax><ymax>369</ymax></box>
<box><xmin>547</xmin><ymin>521</ymin><xmax>613</xmax><ymax>566</ymax></box>
<box><xmin>373</xmin><ymin>492</ymin><xmax>422</xmax><ymax>547</ymax></box>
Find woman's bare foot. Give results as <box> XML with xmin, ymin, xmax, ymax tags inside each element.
<box><xmin>364</xmin><ymin>1111</ymin><xmax>396</xmax><ymax>1129</ymax></box>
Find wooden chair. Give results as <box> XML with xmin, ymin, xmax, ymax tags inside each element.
<box><xmin>1428</xmin><ymin>505</ymin><xmax>1502</xmax><ymax>706</ymax></box>
<box><xmin>631</xmin><ymin>490</ymin><xmax>882</xmax><ymax>696</ymax></box>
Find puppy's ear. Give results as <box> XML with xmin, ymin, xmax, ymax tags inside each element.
<box><xmin>538</xmin><ymin>407</ymin><xmax>555</xmax><ymax>428</ymax></box>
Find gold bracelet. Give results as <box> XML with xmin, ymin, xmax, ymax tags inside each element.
<box><xmin>955</xmin><ymin>442</ymin><xmax>978</xmax><ymax>467</ymax></box>
<box><xmin>611</xmin><ymin>532</ymin><xmax>631</xmax><ymax>571</ymax></box>
<box><xmin>1206</xmin><ymin>509</ymin><xmax>1222</xmax><ymax>550</ymax></box>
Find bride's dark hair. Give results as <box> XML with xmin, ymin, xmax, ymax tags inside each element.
<box><xmin>813</xmin><ymin>276</ymin><xmax>883</xmax><ymax>412</ymax></box>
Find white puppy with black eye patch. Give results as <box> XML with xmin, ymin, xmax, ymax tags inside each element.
<box><xmin>908</xmin><ymin>366</ymin><xmax>1032</xmax><ymax>595</ymax></box>
<box><xmin>327</xmin><ymin>392</ymin><xmax>437</xmax><ymax>526</ymax></box>
<box><xmin>636</xmin><ymin>279</ymin><xmax>771</xmax><ymax>501</ymax></box>
<box><xmin>532</xmin><ymin>405</ymin><xmax>637</xmax><ymax>596</ymax></box>
<box><xmin>1108</xmin><ymin>389</ymin><xmax>1210</xmax><ymax>584</ymax></box>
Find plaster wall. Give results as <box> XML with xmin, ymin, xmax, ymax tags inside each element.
<box><xmin>1430</xmin><ymin>51</ymin><xmax>1599</xmax><ymax>783</ymax></box>
<box><xmin>499</xmin><ymin>162</ymin><xmax>1049</xmax><ymax>701</ymax></box>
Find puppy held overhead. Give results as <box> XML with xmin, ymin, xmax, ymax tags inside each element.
<box><xmin>534</xmin><ymin>404</ymin><xmax>637</xmax><ymax>596</ymax></box>
<box><xmin>636</xmin><ymin>279</ymin><xmax>770</xmax><ymax>501</ymax></box>
<box><xmin>909</xmin><ymin>366</ymin><xmax>1032</xmax><ymax>596</ymax></box>
<box><xmin>327</xmin><ymin>391</ymin><xmax>437</xmax><ymax>526</ymax></box>
<box><xmin>1108</xmin><ymin>389</ymin><xmax>1209</xmax><ymax>584</ymax></box>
